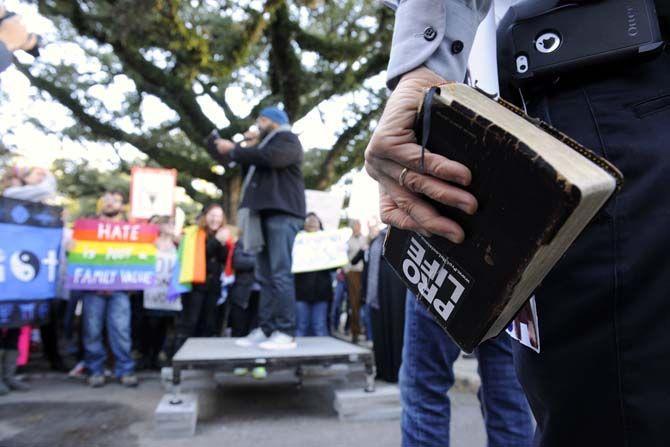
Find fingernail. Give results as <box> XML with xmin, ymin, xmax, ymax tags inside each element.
<box><xmin>457</xmin><ymin>202</ymin><xmax>474</xmax><ymax>214</ymax></box>
<box><xmin>445</xmin><ymin>231</ymin><xmax>464</xmax><ymax>244</ymax></box>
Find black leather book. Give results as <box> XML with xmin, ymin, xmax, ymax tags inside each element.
<box><xmin>383</xmin><ymin>84</ymin><xmax>623</xmax><ymax>352</ymax></box>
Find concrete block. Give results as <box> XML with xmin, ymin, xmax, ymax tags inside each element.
<box><xmin>334</xmin><ymin>384</ymin><xmax>402</xmax><ymax>422</ymax></box>
<box><xmin>160</xmin><ymin>368</ymin><xmax>219</xmax><ymax>420</ymax></box>
<box><xmin>154</xmin><ymin>393</ymin><xmax>198</xmax><ymax>437</ymax></box>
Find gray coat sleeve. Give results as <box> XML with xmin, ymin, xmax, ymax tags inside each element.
<box><xmin>385</xmin><ymin>0</ymin><xmax>493</xmax><ymax>89</ymax></box>
<box><xmin>0</xmin><ymin>42</ymin><xmax>12</xmax><ymax>73</ymax></box>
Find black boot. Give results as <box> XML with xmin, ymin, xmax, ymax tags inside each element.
<box><xmin>3</xmin><ymin>350</ymin><xmax>30</xmax><ymax>392</ymax></box>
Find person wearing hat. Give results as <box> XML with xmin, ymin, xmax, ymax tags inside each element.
<box><xmin>209</xmin><ymin>106</ymin><xmax>305</xmax><ymax>350</ymax></box>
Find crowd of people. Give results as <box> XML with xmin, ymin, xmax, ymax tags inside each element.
<box><xmin>0</xmin><ymin>106</ymin><xmax>408</xmax><ymax>394</ymax></box>
<box><xmin>6</xmin><ymin>2</ymin><xmax>670</xmax><ymax>445</ymax></box>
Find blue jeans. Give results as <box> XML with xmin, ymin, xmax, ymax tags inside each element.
<box><xmin>331</xmin><ymin>277</ymin><xmax>347</xmax><ymax>330</ymax></box>
<box><xmin>257</xmin><ymin>213</ymin><xmax>303</xmax><ymax>336</ymax></box>
<box><xmin>400</xmin><ymin>292</ymin><xmax>533</xmax><ymax>447</ymax></box>
<box><xmin>296</xmin><ymin>301</ymin><xmax>329</xmax><ymax>336</ymax></box>
<box><xmin>83</xmin><ymin>292</ymin><xmax>134</xmax><ymax>377</ymax></box>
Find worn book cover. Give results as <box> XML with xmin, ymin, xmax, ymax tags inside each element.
<box><xmin>383</xmin><ymin>84</ymin><xmax>623</xmax><ymax>352</ymax></box>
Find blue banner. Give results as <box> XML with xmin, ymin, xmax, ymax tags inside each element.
<box><xmin>0</xmin><ymin>198</ymin><xmax>63</xmax><ymax>301</ymax></box>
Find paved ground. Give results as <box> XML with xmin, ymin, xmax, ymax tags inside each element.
<box><xmin>0</xmin><ymin>360</ymin><xmax>487</xmax><ymax>447</ymax></box>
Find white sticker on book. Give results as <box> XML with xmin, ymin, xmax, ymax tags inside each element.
<box><xmin>507</xmin><ymin>295</ymin><xmax>541</xmax><ymax>353</ymax></box>
<box><xmin>401</xmin><ymin>236</ymin><xmax>473</xmax><ymax>324</ymax></box>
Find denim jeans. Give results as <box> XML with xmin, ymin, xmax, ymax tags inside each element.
<box><xmin>256</xmin><ymin>213</ymin><xmax>303</xmax><ymax>336</ymax></box>
<box><xmin>83</xmin><ymin>292</ymin><xmax>134</xmax><ymax>377</ymax></box>
<box><xmin>330</xmin><ymin>277</ymin><xmax>347</xmax><ymax>330</ymax></box>
<box><xmin>295</xmin><ymin>301</ymin><xmax>329</xmax><ymax>336</ymax></box>
<box><xmin>400</xmin><ymin>292</ymin><xmax>533</xmax><ymax>447</ymax></box>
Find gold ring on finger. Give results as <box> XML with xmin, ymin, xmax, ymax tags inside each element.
<box><xmin>398</xmin><ymin>168</ymin><xmax>409</xmax><ymax>187</ymax></box>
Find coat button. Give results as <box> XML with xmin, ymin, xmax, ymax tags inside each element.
<box><xmin>451</xmin><ymin>40</ymin><xmax>464</xmax><ymax>54</ymax></box>
<box><xmin>423</xmin><ymin>26</ymin><xmax>437</xmax><ymax>41</ymax></box>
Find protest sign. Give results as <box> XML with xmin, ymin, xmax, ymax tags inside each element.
<box><xmin>292</xmin><ymin>228</ymin><xmax>352</xmax><ymax>274</ymax></box>
<box><xmin>143</xmin><ymin>248</ymin><xmax>182</xmax><ymax>311</ymax></box>
<box><xmin>130</xmin><ymin>167</ymin><xmax>177</xmax><ymax>220</ymax></box>
<box><xmin>305</xmin><ymin>189</ymin><xmax>345</xmax><ymax>230</ymax></box>
<box><xmin>0</xmin><ymin>197</ymin><xmax>63</xmax><ymax>302</ymax></box>
<box><xmin>67</xmin><ymin>219</ymin><xmax>158</xmax><ymax>291</ymax></box>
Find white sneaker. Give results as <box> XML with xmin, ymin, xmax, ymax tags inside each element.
<box><xmin>259</xmin><ymin>331</ymin><xmax>297</xmax><ymax>350</ymax></box>
<box><xmin>235</xmin><ymin>328</ymin><xmax>268</xmax><ymax>347</ymax></box>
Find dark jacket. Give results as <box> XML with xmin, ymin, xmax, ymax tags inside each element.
<box><xmin>193</xmin><ymin>234</ymin><xmax>228</xmax><ymax>294</ymax></box>
<box><xmin>295</xmin><ymin>269</ymin><xmax>334</xmax><ymax>303</ymax></box>
<box><xmin>229</xmin><ymin>241</ymin><xmax>257</xmax><ymax>309</ymax></box>
<box><xmin>207</xmin><ymin>130</ymin><xmax>306</xmax><ymax>219</ymax></box>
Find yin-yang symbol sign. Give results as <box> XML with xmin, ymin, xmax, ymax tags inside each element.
<box><xmin>10</xmin><ymin>251</ymin><xmax>41</xmax><ymax>282</ymax></box>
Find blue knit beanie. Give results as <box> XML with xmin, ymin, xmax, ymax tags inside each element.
<box><xmin>259</xmin><ymin>107</ymin><xmax>290</xmax><ymax>126</ymax></box>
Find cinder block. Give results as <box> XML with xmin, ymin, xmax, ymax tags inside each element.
<box><xmin>334</xmin><ymin>384</ymin><xmax>402</xmax><ymax>422</ymax></box>
<box><xmin>154</xmin><ymin>393</ymin><xmax>198</xmax><ymax>437</ymax></box>
<box><xmin>160</xmin><ymin>368</ymin><xmax>220</xmax><ymax>420</ymax></box>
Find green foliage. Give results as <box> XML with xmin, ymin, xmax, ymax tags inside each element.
<box><xmin>18</xmin><ymin>0</ymin><xmax>392</xmax><ymax>214</ymax></box>
<box><xmin>52</xmin><ymin>158</ymin><xmax>131</xmax><ymax>218</ymax></box>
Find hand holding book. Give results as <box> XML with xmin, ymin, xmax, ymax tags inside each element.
<box><xmin>364</xmin><ymin>66</ymin><xmax>478</xmax><ymax>244</ymax></box>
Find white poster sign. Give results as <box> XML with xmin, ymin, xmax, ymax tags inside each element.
<box><xmin>143</xmin><ymin>249</ymin><xmax>182</xmax><ymax>311</ymax></box>
<box><xmin>130</xmin><ymin>168</ymin><xmax>177</xmax><ymax>220</ymax></box>
<box><xmin>292</xmin><ymin>228</ymin><xmax>352</xmax><ymax>273</ymax></box>
<box><xmin>305</xmin><ymin>189</ymin><xmax>345</xmax><ymax>230</ymax></box>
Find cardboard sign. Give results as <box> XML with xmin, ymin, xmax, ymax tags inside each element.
<box><xmin>143</xmin><ymin>248</ymin><xmax>182</xmax><ymax>311</ymax></box>
<box><xmin>67</xmin><ymin>219</ymin><xmax>158</xmax><ymax>291</ymax></box>
<box><xmin>0</xmin><ymin>197</ymin><xmax>63</xmax><ymax>301</ymax></box>
<box><xmin>305</xmin><ymin>189</ymin><xmax>345</xmax><ymax>230</ymax></box>
<box><xmin>292</xmin><ymin>228</ymin><xmax>352</xmax><ymax>273</ymax></box>
<box><xmin>130</xmin><ymin>167</ymin><xmax>177</xmax><ymax>220</ymax></box>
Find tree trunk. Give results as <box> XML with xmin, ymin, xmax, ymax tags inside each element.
<box><xmin>222</xmin><ymin>175</ymin><xmax>241</xmax><ymax>224</ymax></box>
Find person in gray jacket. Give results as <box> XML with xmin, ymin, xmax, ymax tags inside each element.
<box><xmin>366</xmin><ymin>3</ymin><xmax>532</xmax><ymax>446</ymax></box>
<box><xmin>366</xmin><ymin>1</ymin><xmax>670</xmax><ymax>447</ymax></box>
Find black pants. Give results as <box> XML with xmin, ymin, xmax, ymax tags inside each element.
<box><xmin>139</xmin><ymin>314</ymin><xmax>170</xmax><ymax>367</ymax></box>
<box><xmin>513</xmin><ymin>49</ymin><xmax>670</xmax><ymax>447</ymax></box>
<box><xmin>176</xmin><ymin>288</ymin><xmax>220</xmax><ymax>349</ymax></box>
<box><xmin>370</xmin><ymin>297</ymin><xmax>405</xmax><ymax>384</ymax></box>
<box><xmin>0</xmin><ymin>328</ymin><xmax>19</xmax><ymax>350</ymax></box>
<box><xmin>229</xmin><ymin>291</ymin><xmax>260</xmax><ymax>338</ymax></box>
<box><xmin>40</xmin><ymin>300</ymin><xmax>64</xmax><ymax>368</ymax></box>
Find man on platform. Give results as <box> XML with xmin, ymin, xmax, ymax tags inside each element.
<box><xmin>81</xmin><ymin>190</ymin><xmax>138</xmax><ymax>387</ymax></box>
<box><xmin>209</xmin><ymin>107</ymin><xmax>305</xmax><ymax>350</ymax></box>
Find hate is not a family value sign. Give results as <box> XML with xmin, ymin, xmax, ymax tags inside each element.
<box><xmin>67</xmin><ymin>219</ymin><xmax>158</xmax><ymax>291</ymax></box>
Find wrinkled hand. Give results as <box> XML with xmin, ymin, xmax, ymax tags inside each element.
<box><xmin>215</xmin><ymin>138</ymin><xmax>235</xmax><ymax>155</ymax></box>
<box><xmin>0</xmin><ymin>8</ymin><xmax>37</xmax><ymax>52</ymax></box>
<box><xmin>364</xmin><ymin>67</ymin><xmax>478</xmax><ymax>243</ymax></box>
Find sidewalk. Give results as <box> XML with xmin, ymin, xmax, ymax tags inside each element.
<box><xmin>453</xmin><ymin>354</ymin><xmax>481</xmax><ymax>393</ymax></box>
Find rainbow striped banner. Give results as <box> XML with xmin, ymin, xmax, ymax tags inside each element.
<box><xmin>67</xmin><ymin>219</ymin><xmax>158</xmax><ymax>291</ymax></box>
<box><xmin>166</xmin><ymin>225</ymin><xmax>206</xmax><ymax>299</ymax></box>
